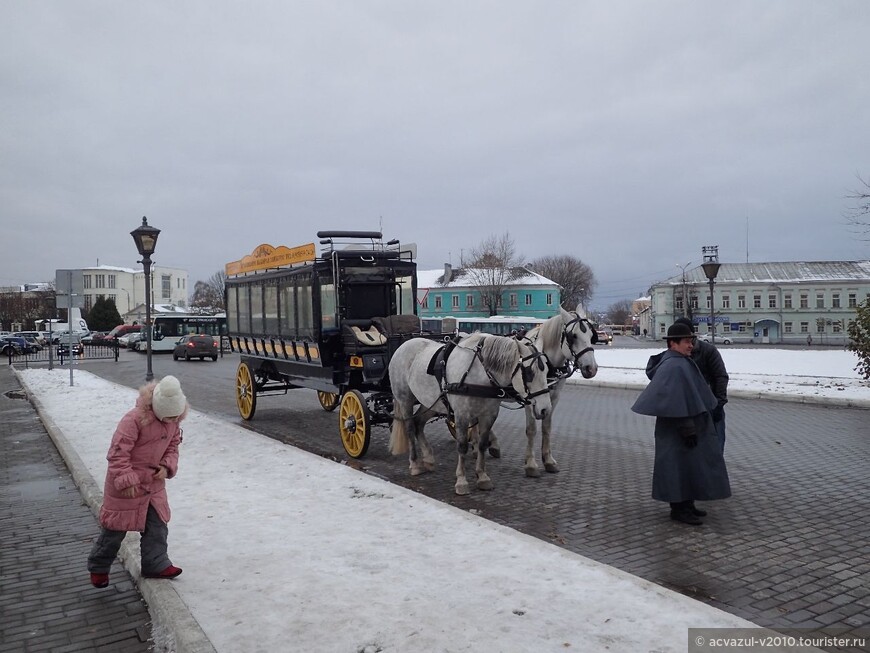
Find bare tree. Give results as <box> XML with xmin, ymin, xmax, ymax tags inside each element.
<box><xmin>846</xmin><ymin>174</ymin><xmax>870</xmax><ymax>237</ymax></box>
<box><xmin>527</xmin><ymin>254</ymin><xmax>596</xmax><ymax>312</ymax></box>
<box><xmin>190</xmin><ymin>270</ymin><xmax>226</xmax><ymax>313</ymax></box>
<box><xmin>463</xmin><ymin>233</ymin><xmax>524</xmax><ymax>316</ymax></box>
<box><xmin>606</xmin><ymin>299</ymin><xmax>634</xmax><ymax>326</ymax></box>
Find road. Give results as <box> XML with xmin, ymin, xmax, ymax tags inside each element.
<box><xmin>68</xmin><ymin>344</ymin><xmax>870</xmax><ymax>650</ymax></box>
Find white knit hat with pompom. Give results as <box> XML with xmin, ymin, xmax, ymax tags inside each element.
<box><xmin>152</xmin><ymin>375</ymin><xmax>187</xmax><ymax>420</ymax></box>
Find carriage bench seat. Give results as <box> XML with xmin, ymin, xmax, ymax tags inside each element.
<box><xmin>341</xmin><ymin>321</ymin><xmax>387</xmax><ymax>347</ymax></box>
<box><xmin>372</xmin><ymin>314</ymin><xmax>421</xmax><ymax>335</ymax></box>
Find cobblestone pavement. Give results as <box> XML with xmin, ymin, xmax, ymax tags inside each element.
<box><xmin>0</xmin><ymin>365</ymin><xmax>153</xmax><ymax>652</ymax></box>
<box><xmin>24</xmin><ymin>355</ymin><xmax>870</xmax><ymax>652</ymax></box>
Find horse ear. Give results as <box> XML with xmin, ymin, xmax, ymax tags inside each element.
<box><xmin>575</xmin><ymin>303</ymin><xmax>586</xmax><ymax>318</ymax></box>
<box><xmin>560</xmin><ymin>306</ymin><xmax>573</xmax><ymax>321</ymax></box>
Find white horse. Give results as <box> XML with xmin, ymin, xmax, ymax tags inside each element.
<box><xmin>490</xmin><ymin>307</ymin><xmax>599</xmax><ymax>477</ymax></box>
<box><xmin>389</xmin><ymin>332</ymin><xmax>552</xmax><ymax>495</ymax></box>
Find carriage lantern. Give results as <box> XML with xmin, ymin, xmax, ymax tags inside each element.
<box><xmin>131</xmin><ymin>216</ymin><xmax>161</xmax><ymax>382</ymax></box>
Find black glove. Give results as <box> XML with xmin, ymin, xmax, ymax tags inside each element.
<box><xmin>712</xmin><ymin>405</ymin><xmax>725</xmax><ymax>423</ymax></box>
<box><xmin>677</xmin><ymin>421</ymin><xmax>698</xmax><ymax>449</ymax></box>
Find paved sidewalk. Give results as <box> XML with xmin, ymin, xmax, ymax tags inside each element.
<box><xmin>0</xmin><ymin>364</ymin><xmax>153</xmax><ymax>652</ymax></box>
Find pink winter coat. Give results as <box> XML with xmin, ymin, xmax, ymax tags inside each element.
<box><xmin>98</xmin><ymin>382</ymin><xmax>187</xmax><ymax>532</ymax></box>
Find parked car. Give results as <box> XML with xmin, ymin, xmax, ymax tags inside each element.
<box><xmin>102</xmin><ymin>323</ymin><xmax>142</xmax><ymax>343</ymax></box>
<box><xmin>51</xmin><ymin>330</ymin><xmax>89</xmax><ymax>345</ymax></box>
<box><xmin>3</xmin><ymin>335</ymin><xmax>36</xmax><ymax>354</ymax></box>
<box><xmin>82</xmin><ymin>331</ymin><xmax>108</xmax><ymax>344</ymax></box>
<box><xmin>14</xmin><ymin>331</ymin><xmax>46</xmax><ymax>345</ymax></box>
<box><xmin>21</xmin><ymin>336</ymin><xmax>43</xmax><ymax>352</ymax></box>
<box><xmin>1</xmin><ymin>337</ymin><xmax>25</xmax><ymax>356</ymax></box>
<box><xmin>172</xmin><ymin>335</ymin><xmax>219</xmax><ymax>361</ymax></box>
<box><xmin>119</xmin><ymin>332</ymin><xmax>144</xmax><ymax>349</ymax></box>
<box><xmin>57</xmin><ymin>341</ymin><xmax>85</xmax><ymax>356</ymax></box>
<box><xmin>698</xmin><ymin>333</ymin><xmax>732</xmax><ymax>345</ymax></box>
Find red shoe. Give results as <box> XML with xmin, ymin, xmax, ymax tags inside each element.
<box><xmin>90</xmin><ymin>572</ymin><xmax>109</xmax><ymax>588</ymax></box>
<box><xmin>142</xmin><ymin>565</ymin><xmax>182</xmax><ymax>579</ymax></box>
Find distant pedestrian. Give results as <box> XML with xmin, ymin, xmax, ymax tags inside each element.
<box><xmin>807</xmin><ymin>334</ymin><xmax>813</xmax><ymax>347</ymax></box>
<box><xmin>632</xmin><ymin>322</ymin><xmax>731</xmax><ymax>525</ymax></box>
<box><xmin>646</xmin><ymin>317</ymin><xmax>729</xmax><ymax>452</ymax></box>
<box><xmin>87</xmin><ymin>376</ymin><xmax>188</xmax><ymax>588</ymax></box>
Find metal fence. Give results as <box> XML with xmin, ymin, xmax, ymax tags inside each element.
<box><xmin>5</xmin><ymin>342</ymin><xmax>120</xmax><ymax>368</ymax></box>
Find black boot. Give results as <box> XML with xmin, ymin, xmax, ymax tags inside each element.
<box><xmin>689</xmin><ymin>501</ymin><xmax>707</xmax><ymax>517</ymax></box>
<box><xmin>670</xmin><ymin>501</ymin><xmax>703</xmax><ymax>525</ymax></box>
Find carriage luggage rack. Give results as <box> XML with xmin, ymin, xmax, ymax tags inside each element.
<box><xmin>316</xmin><ymin>230</ymin><xmax>406</xmax><ymax>260</ymax></box>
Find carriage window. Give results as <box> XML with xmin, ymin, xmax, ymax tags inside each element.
<box><xmin>264</xmin><ymin>282</ymin><xmax>279</xmax><ymax>335</ymax></box>
<box><xmin>237</xmin><ymin>284</ymin><xmax>251</xmax><ymax>334</ymax></box>
<box><xmin>297</xmin><ymin>275</ymin><xmax>314</xmax><ymax>339</ymax></box>
<box><xmin>281</xmin><ymin>279</ymin><xmax>296</xmax><ymax>338</ymax></box>
<box><xmin>250</xmin><ymin>284</ymin><xmax>264</xmax><ymax>335</ymax></box>
<box><xmin>396</xmin><ymin>273</ymin><xmax>415</xmax><ymax>315</ymax></box>
<box><xmin>320</xmin><ymin>278</ymin><xmax>337</xmax><ymax>330</ymax></box>
<box><xmin>227</xmin><ymin>286</ymin><xmax>239</xmax><ymax>333</ymax></box>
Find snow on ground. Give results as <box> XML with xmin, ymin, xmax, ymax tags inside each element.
<box><xmin>17</xmin><ymin>346</ymin><xmax>862</xmax><ymax>651</ymax></box>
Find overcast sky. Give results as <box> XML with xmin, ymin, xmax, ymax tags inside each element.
<box><xmin>3</xmin><ymin>1</ymin><xmax>869</xmax><ymax>311</ymax></box>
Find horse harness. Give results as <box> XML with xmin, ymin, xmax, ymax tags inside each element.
<box><xmin>524</xmin><ymin>313</ymin><xmax>597</xmax><ymax>387</ymax></box>
<box><xmin>426</xmin><ymin>337</ymin><xmax>549</xmax><ymax>409</ymax></box>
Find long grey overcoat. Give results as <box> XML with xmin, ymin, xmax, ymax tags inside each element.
<box><xmin>631</xmin><ymin>349</ymin><xmax>731</xmax><ymax>503</ymax></box>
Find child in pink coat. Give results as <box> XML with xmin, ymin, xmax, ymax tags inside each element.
<box><xmin>87</xmin><ymin>376</ymin><xmax>188</xmax><ymax>588</ymax></box>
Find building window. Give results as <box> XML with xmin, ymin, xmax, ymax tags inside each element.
<box><xmin>800</xmin><ymin>321</ymin><xmax>809</xmax><ymax>333</ymax></box>
<box><xmin>721</xmin><ymin>295</ymin><xmax>730</xmax><ymax>309</ymax></box>
<box><xmin>832</xmin><ymin>293</ymin><xmax>840</xmax><ymax>308</ymax></box>
<box><xmin>421</xmin><ymin>296</ymin><xmax>428</xmax><ymax>309</ymax></box>
<box><xmin>753</xmin><ymin>295</ymin><xmax>761</xmax><ymax>308</ymax></box>
<box><xmin>833</xmin><ymin>320</ymin><xmax>842</xmax><ymax>333</ymax></box>
<box><xmin>738</xmin><ymin>295</ymin><xmax>746</xmax><ymax>309</ymax></box>
<box><xmin>83</xmin><ymin>275</ymin><xmax>92</xmax><ymax>289</ymax></box>
<box><xmin>84</xmin><ymin>295</ymin><xmax>93</xmax><ymax>311</ymax></box>
<box><xmin>435</xmin><ymin>296</ymin><xmax>442</xmax><ymax>309</ymax></box>
<box><xmin>108</xmin><ymin>275</ymin><xmax>116</xmax><ymax>289</ymax></box>
<box><xmin>466</xmin><ymin>294</ymin><xmax>474</xmax><ymax>308</ymax></box>
<box><xmin>452</xmin><ymin>295</ymin><xmax>459</xmax><ymax>309</ymax></box>
<box><xmin>815</xmin><ymin>293</ymin><xmax>824</xmax><ymax>309</ymax></box>
<box><xmin>784</xmin><ymin>322</ymin><xmax>793</xmax><ymax>334</ymax></box>
<box><xmin>659</xmin><ymin>323</ymin><xmax>667</xmax><ymax>335</ymax></box>
<box><xmin>525</xmin><ymin>293</ymin><xmax>532</xmax><ymax>306</ymax></box>
<box><xmin>800</xmin><ymin>294</ymin><xmax>808</xmax><ymax>309</ymax></box>
<box><xmin>768</xmin><ymin>294</ymin><xmax>777</xmax><ymax>309</ymax></box>
<box><xmin>509</xmin><ymin>293</ymin><xmax>518</xmax><ymax>308</ymax></box>
<box><xmin>162</xmin><ymin>275</ymin><xmax>171</xmax><ymax>300</ymax></box>
<box><xmin>849</xmin><ymin>293</ymin><xmax>857</xmax><ymax>308</ymax></box>
<box><xmin>675</xmin><ymin>296</ymin><xmax>684</xmax><ymax>310</ymax></box>
<box><xmin>816</xmin><ymin>319</ymin><xmax>825</xmax><ymax>334</ymax></box>
<box><xmin>546</xmin><ymin>293</ymin><xmax>553</xmax><ymax>305</ymax></box>
<box><xmin>706</xmin><ymin>294</ymin><xmax>712</xmax><ymax>310</ymax></box>
<box><xmin>690</xmin><ymin>295</ymin><xmax>698</xmax><ymax>310</ymax></box>
<box><xmin>95</xmin><ymin>274</ymin><xmax>105</xmax><ymax>288</ymax></box>
<box><xmin>784</xmin><ymin>294</ymin><xmax>792</xmax><ymax>309</ymax></box>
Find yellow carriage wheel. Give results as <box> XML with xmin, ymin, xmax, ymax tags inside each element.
<box><xmin>338</xmin><ymin>390</ymin><xmax>371</xmax><ymax>459</ymax></box>
<box><xmin>236</xmin><ymin>362</ymin><xmax>257</xmax><ymax>420</ymax></box>
<box><xmin>317</xmin><ymin>391</ymin><xmax>340</xmax><ymax>412</ymax></box>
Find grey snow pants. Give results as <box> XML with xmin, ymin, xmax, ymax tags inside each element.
<box><xmin>87</xmin><ymin>504</ymin><xmax>172</xmax><ymax>575</ymax></box>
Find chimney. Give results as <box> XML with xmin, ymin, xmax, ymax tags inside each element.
<box><xmin>443</xmin><ymin>263</ymin><xmax>452</xmax><ymax>284</ymax></box>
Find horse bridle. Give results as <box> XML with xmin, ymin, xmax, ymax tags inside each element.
<box><xmin>561</xmin><ymin>313</ymin><xmax>597</xmax><ymax>366</ymax></box>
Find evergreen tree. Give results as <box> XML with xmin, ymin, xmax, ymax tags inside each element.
<box><xmin>847</xmin><ymin>298</ymin><xmax>870</xmax><ymax>380</ymax></box>
<box><xmin>88</xmin><ymin>297</ymin><xmax>123</xmax><ymax>332</ymax></box>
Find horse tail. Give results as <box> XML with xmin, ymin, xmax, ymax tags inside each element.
<box><xmin>389</xmin><ymin>403</ymin><xmax>410</xmax><ymax>455</ymax></box>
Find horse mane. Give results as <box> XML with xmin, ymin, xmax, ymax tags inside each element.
<box><xmin>461</xmin><ymin>332</ymin><xmax>518</xmax><ymax>377</ymax></box>
<box><xmin>533</xmin><ymin>314</ymin><xmax>564</xmax><ymax>352</ymax></box>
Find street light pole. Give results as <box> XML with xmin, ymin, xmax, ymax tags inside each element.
<box><xmin>676</xmin><ymin>261</ymin><xmax>692</xmax><ymax>322</ymax></box>
<box><xmin>131</xmin><ymin>217</ymin><xmax>161</xmax><ymax>383</ymax></box>
<box><xmin>701</xmin><ymin>245</ymin><xmax>721</xmax><ymax>344</ymax></box>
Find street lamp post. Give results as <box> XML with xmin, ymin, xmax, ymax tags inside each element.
<box><xmin>701</xmin><ymin>245</ymin><xmax>721</xmax><ymax>344</ymax></box>
<box><xmin>675</xmin><ymin>261</ymin><xmax>692</xmax><ymax>322</ymax></box>
<box><xmin>131</xmin><ymin>216</ymin><xmax>161</xmax><ymax>382</ymax></box>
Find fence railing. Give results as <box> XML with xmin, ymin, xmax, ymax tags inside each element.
<box><xmin>5</xmin><ymin>342</ymin><xmax>120</xmax><ymax>367</ymax></box>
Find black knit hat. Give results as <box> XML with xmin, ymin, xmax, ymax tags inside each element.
<box><xmin>664</xmin><ymin>322</ymin><xmax>695</xmax><ymax>340</ymax></box>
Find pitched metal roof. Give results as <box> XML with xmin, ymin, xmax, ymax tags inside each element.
<box><xmin>660</xmin><ymin>261</ymin><xmax>870</xmax><ymax>285</ymax></box>
<box><xmin>417</xmin><ymin>267</ymin><xmax>558</xmax><ymax>289</ymax></box>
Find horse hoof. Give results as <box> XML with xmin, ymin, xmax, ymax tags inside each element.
<box><xmin>455</xmin><ymin>483</ymin><xmax>470</xmax><ymax>496</ymax></box>
<box><xmin>477</xmin><ymin>479</ymin><xmax>494</xmax><ymax>491</ymax></box>
<box><xmin>488</xmin><ymin>447</ymin><xmax>501</xmax><ymax>459</ymax></box>
<box><xmin>525</xmin><ymin>467</ymin><xmax>542</xmax><ymax>478</ymax></box>
<box><xmin>423</xmin><ymin>461</ymin><xmax>435</xmax><ymax>472</ymax></box>
<box><xmin>544</xmin><ymin>463</ymin><xmax>560</xmax><ymax>473</ymax></box>
<box><xmin>410</xmin><ymin>466</ymin><xmax>424</xmax><ymax>476</ymax></box>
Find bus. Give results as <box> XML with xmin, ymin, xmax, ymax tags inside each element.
<box><xmin>444</xmin><ymin>315</ymin><xmax>547</xmax><ymax>337</ymax></box>
<box><xmin>140</xmin><ymin>314</ymin><xmax>228</xmax><ymax>352</ymax></box>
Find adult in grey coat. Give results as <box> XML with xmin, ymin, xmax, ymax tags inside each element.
<box><xmin>632</xmin><ymin>322</ymin><xmax>731</xmax><ymax>525</ymax></box>
<box><xmin>645</xmin><ymin>316</ymin><xmax>729</xmax><ymax>452</ymax></box>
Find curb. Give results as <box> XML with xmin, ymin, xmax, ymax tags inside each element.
<box><xmin>14</xmin><ymin>368</ymin><xmax>217</xmax><ymax>653</ymax></box>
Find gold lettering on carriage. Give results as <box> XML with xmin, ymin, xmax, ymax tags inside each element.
<box><xmin>225</xmin><ymin>243</ymin><xmax>316</xmax><ymax>276</ymax></box>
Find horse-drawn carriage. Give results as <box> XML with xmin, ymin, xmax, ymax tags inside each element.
<box><xmin>224</xmin><ymin>231</ymin><xmax>453</xmax><ymax>458</ymax></box>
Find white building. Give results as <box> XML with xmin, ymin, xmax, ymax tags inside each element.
<box><xmin>74</xmin><ymin>264</ymin><xmax>188</xmax><ymax>317</ymax></box>
<box><xmin>648</xmin><ymin>261</ymin><xmax>870</xmax><ymax>346</ymax></box>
